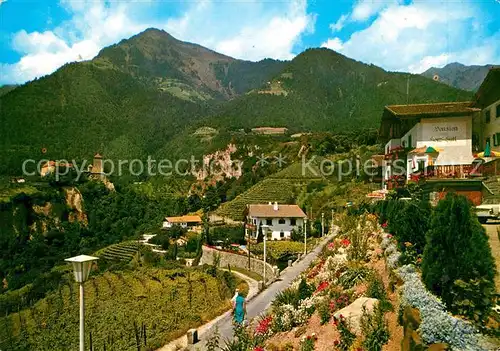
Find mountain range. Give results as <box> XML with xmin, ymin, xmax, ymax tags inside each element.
<box><xmin>0</xmin><ymin>28</ymin><xmax>474</xmax><ymax>175</ymax></box>
<box><xmin>421</xmin><ymin>62</ymin><xmax>498</xmax><ymax>92</ymax></box>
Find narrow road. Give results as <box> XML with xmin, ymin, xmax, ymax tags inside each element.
<box><xmin>192</xmin><ymin>234</ymin><xmax>334</xmax><ymax>349</ymax></box>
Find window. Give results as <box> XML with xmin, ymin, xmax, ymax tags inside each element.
<box><xmin>486</xmin><ymin>109</ymin><xmax>491</xmax><ymax>123</ymax></box>
<box><xmin>417</xmin><ymin>160</ymin><xmax>425</xmax><ymax>172</ymax></box>
<box><xmin>290</xmin><ymin>218</ymin><xmax>296</xmax><ymax>226</ymax></box>
<box><xmin>496</xmin><ymin>133</ymin><xmax>500</xmax><ymax>147</ymax></box>
<box><xmin>280</xmin><ymin>231</ymin><xmax>285</xmax><ymax>238</ymax></box>
<box><xmin>486</xmin><ymin>137</ymin><xmax>491</xmax><ymax>147</ymax></box>
<box><xmin>266</xmin><ymin>219</ymin><xmax>272</xmax><ymax>225</ymax></box>
<box><xmin>408</xmin><ymin>135</ymin><xmax>412</xmax><ymax>148</ymax></box>
<box><xmin>253</xmin><ymin>219</ymin><xmax>257</xmax><ymax>225</ymax></box>
<box><xmin>497</xmin><ymin>104</ymin><xmax>500</xmax><ymax>118</ymax></box>
<box><xmin>495</xmin><ymin>134</ymin><xmax>498</xmax><ymax>147</ymax></box>
<box><xmin>278</xmin><ymin>218</ymin><xmax>286</xmax><ymax>224</ymax></box>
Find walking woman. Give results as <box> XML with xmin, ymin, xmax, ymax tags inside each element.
<box><xmin>232</xmin><ymin>289</ymin><xmax>246</xmax><ymax>326</ymax></box>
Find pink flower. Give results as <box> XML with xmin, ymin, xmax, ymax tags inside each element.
<box><xmin>254</xmin><ymin>347</ymin><xmax>265</xmax><ymax>351</ymax></box>
<box><xmin>381</xmin><ymin>222</ymin><xmax>388</xmax><ymax>228</ymax></box>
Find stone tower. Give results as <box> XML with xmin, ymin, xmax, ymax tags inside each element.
<box><xmin>92</xmin><ymin>153</ymin><xmax>103</xmax><ymax>174</ymax></box>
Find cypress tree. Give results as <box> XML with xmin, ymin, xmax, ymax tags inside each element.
<box><xmin>422</xmin><ymin>194</ymin><xmax>496</xmax><ymax>316</ymax></box>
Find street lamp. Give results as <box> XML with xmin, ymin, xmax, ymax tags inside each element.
<box><xmin>261</xmin><ymin>224</ymin><xmax>270</xmax><ymax>284</ymax></box>
<box><xmin>304</xmin><ymin>219</ymin><xmax>307</xmax><ymax>256</ymax></box>
<box><xmin>65</xmin><ymin>255</ymin><xmax>99</xmax><ymax>351</ymax></box>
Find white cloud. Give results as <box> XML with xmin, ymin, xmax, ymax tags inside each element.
<box><xmin>351</xmin><ymin>0</ymin><xmax>391</xmax><ymax>21</ymax></box>
<box><xmin>2</xmin><ymin>0</ymin><xmax>314</xmax><ymax>84</ymax></box>
<box><xmin>330</xmin><ymin>14</ymin><xmax>348</xmax><ymax>32</ymax></box>
<box><xmin>321</xmin><ymin>1</ymin><xmax>500</xmax><ymax>73</ymax></box>
<box><xmin>321</xmin><ymin>38</ymin><xmax>343</xmax><ymax>51</ymax></box>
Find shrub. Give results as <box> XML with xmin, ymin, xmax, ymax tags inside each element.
<box><xmin>422</xmin><ymin>194</ymin><xmax>496</xmax><ymax>320</ymax></box>
<box><xmin>361</xmin><ymin>305</ymin><xmax>390</xmax><ymax>351</ymax></box>
<box><xmin>333</xmin><ymin>315</ymin><xmax>356</xmax><ymax>351</ymax></box>
<box><xmin>149</xmin><ymin>232</ymin><xmax>170</xmax><ymax>250</ymax></box>
<box><xmin>272</xmin><ymin>288</ymin><xmax>299</xmax><ymax>309</ymax></box>
<box><xmin>389</xmin><ymin>200</ymin><xmax>430</xmax><ymax>254</ymax></box>
<box><xmin>297</xmin><ymin>278</ymin><xmax>313</xmax><ymax>301</ymax></box>
<box><xmin>366</xmin><ymin>273</ymin><xmax>392</xmax><ymax>312</ymax></box>
<box><xmin>338</xmin><ymin>264</ymin><xmax>371</xmax><ymax>289</ymax></box>
<box><xmin>318</xmin><ymin>300</ymin><xmax>331</xmax><ymax>325</ymax></box>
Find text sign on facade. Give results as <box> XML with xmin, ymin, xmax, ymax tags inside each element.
<box><xmin>422</xmin><ymin>121</ymin><xmax>466</xmax><ymax>147</ymax></box>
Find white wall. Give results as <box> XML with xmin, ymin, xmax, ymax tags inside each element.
<box><xmin>249</xmin><ymin>217</ymin><xmax>305</xmax><ymax>240</ymax></box>
<box><xmin>417</xmin><ymin>117</ymin><xmax>473</xmax><ymax>166</ymax></box>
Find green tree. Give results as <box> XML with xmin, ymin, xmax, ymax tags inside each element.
<box><xmin>422</xmin><ymin>194</ymin><xmax>496</xmax><ymax>318</ymax></box>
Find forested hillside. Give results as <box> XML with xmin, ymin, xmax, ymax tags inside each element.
<box><xmin>0</xmin><ymin>31</ymin><xmax>473</xmax><ymax>177</ymax></box>
<box><xmin>201</xmin><ymin>49</ymin><xmax>473</xmax><ymax>132</ymax></box>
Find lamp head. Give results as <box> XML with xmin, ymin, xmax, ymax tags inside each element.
<box><xmin>65</xmin><ymin>255</ymin><xmax>99</xmax><ymax>283</ymax></box>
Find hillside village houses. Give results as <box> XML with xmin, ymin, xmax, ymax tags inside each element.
<box><xmin>246</xmin><ymin>202</ymin><xmax>307</xmax><ymax>240</ymax></box>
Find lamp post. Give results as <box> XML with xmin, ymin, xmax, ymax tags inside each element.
<box><xmin>261</xmin><ymin>224</ymin><xmax>270</xmax><ymax>284</ymax></box>
<box><xmin>304</xmin><ymin>218</ymin><xmax>307</xmax><ymax>256</ymax></box>
<box><xmin>65</xmin><ymin>255</ymin><xmax>99</xmax><ymax>351</ymax></box>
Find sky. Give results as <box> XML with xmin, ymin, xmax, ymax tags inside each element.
<box><xmin>0</xmin><ymin>0</ymin><xmax>499</xmax><ymax>85</ymax></box>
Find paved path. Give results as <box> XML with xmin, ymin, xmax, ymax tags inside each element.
<box><xmin>157</xmin><ymin>269</ymin><xmax>259</xmax><ymax>351</ymax></box>
<box><xmin>188</xmin><ymin>233</ymin><xmax>335</xmax><ymax>350</ymax></box>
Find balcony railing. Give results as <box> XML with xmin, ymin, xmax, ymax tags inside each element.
<box><xmin>409</xmin><ymin>165</ymin><xmax>475</xmax><ymax>181</ymax></box>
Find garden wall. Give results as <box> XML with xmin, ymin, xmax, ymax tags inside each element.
<box><xmin>200</xmin><ymin>246</ymin><xmax>277</xmax><ymax>283</ymax></box>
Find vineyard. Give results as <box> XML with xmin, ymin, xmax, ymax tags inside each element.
<box><xmin>215</xmin><ymin>161</ymin><xmax>324</xmax><ymax>221</ymax></box>
<box><xmin>0</xmin><ymin>266</ymin><xmax>244</xmax><ymax>350</ymax></box>
<box><xmin>96</xmin><ymin>241</ymin><xmax>140</xmax><ymax>262</ymax></box>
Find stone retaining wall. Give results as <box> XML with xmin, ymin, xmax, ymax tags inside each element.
<box><xmin>199</xmin><ymin>246</ymin><xmax>277</xmax><ymax>283</ymax></box>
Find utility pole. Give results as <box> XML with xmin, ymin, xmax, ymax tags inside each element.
<box><xmin>331</xmin><ymin>209</ymin><xmax>335</xmax><ymax>235</ymax></box>
<box><xmin>321</xmin><ymin>212</ymin><xmax>324</xmax><ymax>237</ymax></box>
<box><xmin>406</xmin><ymin>75</ymin><xmax>410</xmax><ymax>104</ymax></box>
<box><xmin>304</xmin><ymin>219</ymin><xmax>307</xmax><ymax>255</ymax></box>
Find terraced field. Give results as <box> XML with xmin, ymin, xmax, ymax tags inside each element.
<box><xmin>215</xmin><ymin>161</ymin><xmax>324</xmax><ymax>221</ymax></box>
<box><xmin>1</xmin><ymin>267</ymin><xmax>244</xmax><ymax>350</ymax></box>
<box><xmin>95</xmin><ymin>241</ymin><xmax>140</xmax><ymax>262</ymax></box>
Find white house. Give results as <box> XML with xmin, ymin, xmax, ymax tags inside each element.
<box><xmin>246</xmin><ymin>202</ymin><xmax>307</xmax><ymax>240</ymax></box>
<box><xmin>162</xmin><ymin>215</ymin><xmax>202</xmax><ymax>230</ymax></box>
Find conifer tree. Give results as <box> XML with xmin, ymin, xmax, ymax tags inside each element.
<box><xmin>422</xmin><ymin>194</ymin><xmax>496</xmax><ymax>316</ymax></box>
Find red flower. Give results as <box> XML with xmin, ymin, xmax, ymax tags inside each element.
<box><xmin>334</xmin><ymin>340</ymin><xmax>340</xmax><ymax>346</ymax></box>
<box><xmin>314</xmin><ymin>281</ymin><xmax>329</xmax><ymax>294</ymax></box>
<box><xmin>340</xmin><ymin>238</ymin><xmax>351</xmax><ymax>247</ymax></box>
<box><xmin>333</xmin><ymin>317</ymin><xmax>339</xmax><ymax>326</ymax></box>
<box><xmin>329</xmin><ymin>301</ymin><xmax>336</xmax><ymax>311</ymax></box>
<box><xmin>381</xmin><ymin>222</ymin><xmax>388</xmax><ymax>228</ymax></box>
<box><xmin>254</xmin><ymin>347</ymin><xmax>265</xmax><ymax>351</ymax></box>
<box><xmin>387</xmin><ymin>234</ymin><xmax>393</xmax><ymax>239</ymax></box>
<box><xmin>255</xmin><ymin>316</ymin><xmax>273</xmax><ymax>335</ymax></box>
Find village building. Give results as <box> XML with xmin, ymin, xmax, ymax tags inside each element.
<box><xmin>474</xmin><ymin>67</ymin><xmax>500</xmax><ymax>151</ymax></box>
<box><xmin>251</xmin><ymin>127</ymin><xmax>288</xmax><ymax>135</ymax></box>
<box><xmin>379</xmin><ymin>101</ymin><xmax>484</xmax><ymax>205</ymax></box>
<box><xmin>162</xmin><ymin>215</ymin><xmax>202</xmax><ymax>230</ymax></box>
<box><xmin>246</xmin><ymin>202</ymin><xmax>307</xmax><ymax>240</ymax></box>
<box><xmin>40</xmin><ymin>160</ymin><xmax>74</xmax><ymax>177</ymax></box>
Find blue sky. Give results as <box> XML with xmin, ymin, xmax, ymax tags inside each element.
<box><xmin>1</xmin><ymin>0</ymin><xmax>499</xmax><ymax>85</ymax></box>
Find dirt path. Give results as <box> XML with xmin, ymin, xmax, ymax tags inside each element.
<box><xmin>483</xmin><ymin>221</ymin><xmax>500</xmax><ymax>292</ymax></box>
